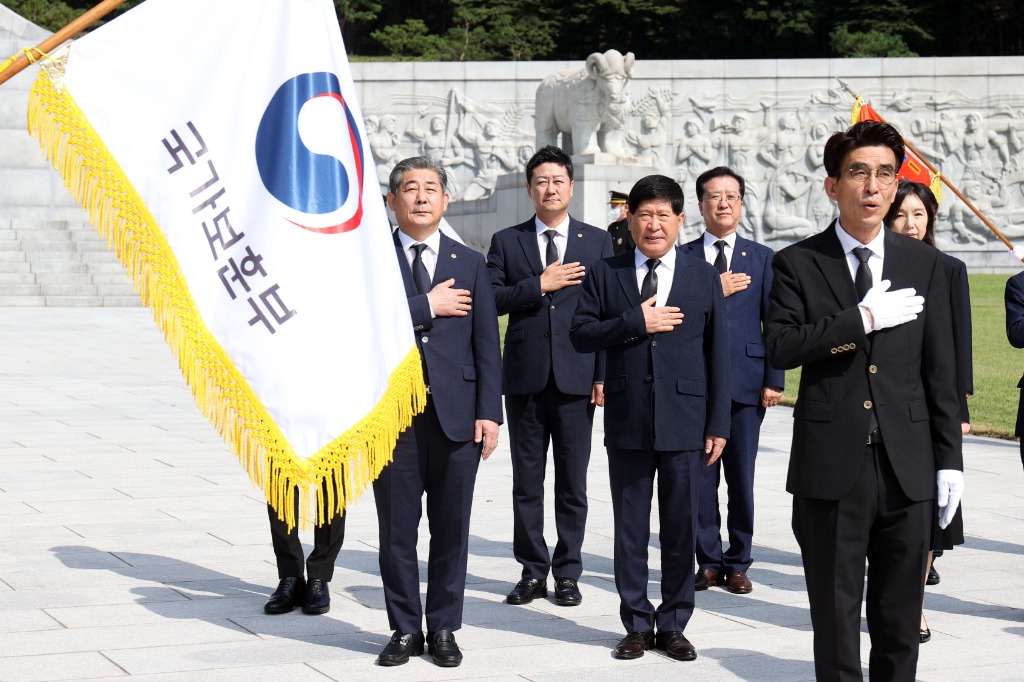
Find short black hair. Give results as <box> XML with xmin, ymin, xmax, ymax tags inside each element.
<box><xmin>695</xmin><ymin>166</ymin><xmax>746</xmax><ymax>202</ymax></box>
<box><xmin>526</xmin><ymin>145</ymin><xmax>574</xmax><ymax>184</ymax></box>
<box><xmin>628</xmin><ymin>175</ymin><xmax>684</xmax><ymax>215</ymax></box>
<box><xmin>388</xmin><ymin>156</ymin><xmax>449</xmax><ymax>194</ymax></box>
<box><xmin>823</xmin><ymin>120</ymin><xmax>905</xmax><ymax>179</ymax></box>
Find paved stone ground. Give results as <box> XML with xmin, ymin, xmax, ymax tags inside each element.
<box><xmin>1</xmin><ymin>308</ymin><xmax>1023</xmax><ymax>681</ymax></box>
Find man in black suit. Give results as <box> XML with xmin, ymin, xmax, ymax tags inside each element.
<box><xmin>374</xmin><ymin>156</ymin><xmax>503</xmax><ymax>668</ymax></box>
<box><xmin>262</xmin><ymin>484</ymin><xmax>345</xmax><ymax>615</ymax></box>
<box><xmin>487</xmin><ymin>146</ymin><xmax>613</xmax><ymax>607</ymax></box>
<box><xmin>765</xmin><ymin>121</ymin><xmax>963</xmax><ymax>681</ymax></box>
<box><xmin>571</xmin><ymin>174</ymin><xmax>730</xmax><ymax>662</ymax></box>
<box><xmin>681</xmin><ymin>166</ymin><xmax>784</xmax><ymax>595</ymax></box>
<box><xmin>1005</xmin><ymin>271</ymin><xmax>1024</xmax><ymax>469</ymax></box>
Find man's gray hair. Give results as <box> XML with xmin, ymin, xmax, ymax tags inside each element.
<box><xmin>388</xmin><ymin>156</ymin><xmax>450</xmax><ymax>194</ymax></box>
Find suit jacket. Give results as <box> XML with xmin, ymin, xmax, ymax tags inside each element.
<box><xmin>765</xmin><ymin>223</ymin><xmax>962</xmax><ymax>502</ymax></box>
<box><xmin>682</xmin><ymin>234</ymin><xmax>785</xmax><ymax>405</ymax></box>
<box><xmin>1005</xmin><ymin>271</ymin><xmax>1024</xmax><ymax>435</ymax></box>
<box><xmin>570</xmin><ymin>248</ymin><xmax>731</xmax><ymax>452</ymax></box>
<box><xmin>607</xmin><ymin>218</ymin><xmax>634</xmax><ymax>256</ymax></box>
<box><xmin>394</xmin><ymin>231</ymin><xmax>503</xmax><ymax>442</ymax></box>
<box><xmin>487</xmin><ymin>216</ymin><xmax>613</xmax><ymax>396</ymax></box>
<box><xmin>941</xmin><ymin>252</ymin><xmax>973</xmax><ymax>423</ymax></box>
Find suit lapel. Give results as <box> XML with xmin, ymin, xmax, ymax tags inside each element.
<box><xmin>516</xmin><ymin>221</ymin><xmax>545</xmax><ymax>276</ymax></box>
<box><xmin>813</xmin><ymin>222</ymin><xmax>860</xmax><ymax>310</ymax></box>
<box><xmin>433</xmin><ymin>233</ymin><xmax>457</xmax><ymax>286</ymax></box>
<box><xmin>614</xmin><ymin>254</ymin><xmax>642</xmax><ymax>306</ymax></box>
<box><xmin>392</xmin><ymin>230</ymin><xmax>417</xmax><ymax>297</ymax></box>
<box><xmin>561</xmin><ymin>218</ymin><xmax>586</xmax><ymax>265</ymax></box>
<box><xmin>665</xmin><ymin>247</ymin><xmax>689</xmax><ymax>306</ymax></box>
<box><xmin>731</xmin><ymin>236</ymin><xmax>751</xmax><ymax>276</ymax></box>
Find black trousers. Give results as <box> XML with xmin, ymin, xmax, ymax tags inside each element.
<box><xmin>266</xmin><ymin>480</ymin><xmax>346</xmax><ymax>581</ymax></box>
<box><xmin>607</xmin><ymin>447</ymin><xmax>700</xmax><ymax>633</ymax></box>
<box><xmin>506</xmin><ymin>378</ymin><xmax>594</xmax><ymax>581</ymax></box>
<box><xmin>373</xmin><ymin>398</ymin><xmax>480</xmax><ymax>634</ymax></box>
<box><xmin>793</xmin><ymin>443</ymin><xmax>930</xmax><ymax>682</ymax></box>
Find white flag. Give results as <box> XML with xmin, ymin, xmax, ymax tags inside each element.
<box><xmin>28</xmin><ymin>0</ymin><xmax>425</xmax><ymax>528</ymax></box>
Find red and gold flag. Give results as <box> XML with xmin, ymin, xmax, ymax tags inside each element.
<box><xmin>852</xmin><ymin>97</ymin><xmax>942</xmax><ymax>201</ymax></box>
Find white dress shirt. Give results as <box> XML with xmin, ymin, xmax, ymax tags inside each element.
<box><xmin>535</xmin><ymin>215</ymin><xmax>569</xmax><ymax>265</ymax></box>
<box><xmin>634</xmin><ymin>247</ymin><xmax>676</xmax><ymax>308</ymax></box>
<box><xmin>701</xmin><ymin>231</ymin><xmax>737</xmax><ymax>270</ymax></box>
<box><xmin>835</xmin><ymin>220</ymin><xmax>885</xmax><ymax>333</ymax></box>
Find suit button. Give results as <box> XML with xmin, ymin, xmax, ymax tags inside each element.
<box><xmin>544</xmin><ymin>332</ymin><xmax>551</xmax><ymax>338</ymax></box>
<box><xmin>850</xmin><ymin>343</ymin><xmax>857</xmax><ymax>349</ymax></box>
<box><xmin>550</xmin><ymin>305</ymin><xmax>556</xmax><ymax>310</ymax></box>
<box><xmin>869</xmin><ymin>365</ymin><xmax>877</xmax><ymax>373</ymax></box>
<box><xmin>863</xmin><ymin>400</ymin><xmax>873</xmax><ymax>409</ymax></box>
<box><xmin>652</xmin><ymin>340</ymin><xmax>658</xmax><ymax>347</ymax></box>
<box><xmin>421</xmin><ymin>337</ymin><xmax>429</xmax><ymax>343</ymax></box>
<box><xmin>831</xmin><ymin>348</ymin><xmax>838</xmax><ymax>354</ymax></box>
<box><xmin>645</xmin><ymin>375</ymin><xmax>653</xmax><ymax>383</ymax></box>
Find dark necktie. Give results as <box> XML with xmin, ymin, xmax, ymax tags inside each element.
<box><xmin>640</xmin><ymin>258</ymin><xmax>660</xmax><ymax>301</ymax></box>
<box><xmin>544</xmin><ymin>229</ymin><xmax>559</xmax><ymax>266</ymax></box>
<box><xmin>853</xmin><ymin>247</ymin><xmax>873</xmax><ymax>299</ymax></box>
<box><xmin>713</xmin><ymin>239</ymin><xmax>728</xmax><ymax>274</ymax></box>
<box><xmin>410</xmin><ymin>243</ymin><xmax>431</xmax><ymax>295</ymax></box>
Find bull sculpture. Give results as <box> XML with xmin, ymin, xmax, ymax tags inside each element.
<box><xmin>535</xmin><ymin>49</ymin><xmax>635</xmax><ymax>156</ymax></box>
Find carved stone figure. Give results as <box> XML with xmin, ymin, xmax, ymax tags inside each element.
<box><xmin>534</xmin><ymin>49</ymin><xmax>635</xmax><ymax>156</ymax></box>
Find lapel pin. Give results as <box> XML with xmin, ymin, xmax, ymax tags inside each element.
<box><xmin>742</xmin><ymin>251</ymin><xmax>747</xmax><ymax>256</ymax></box>
<box><xmin>451</xmin><ymin>253</ymin><xmax>457</xmax><ymax>259</ymax></box>
<box><xmin>577</xmin><ymin>233</ymin><xmax>583</xmax><ymax>238</ymax></box>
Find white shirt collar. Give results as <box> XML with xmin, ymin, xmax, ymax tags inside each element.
<box><xmin>535</xmin><ymin>214</ymin><xmax>570</xmax><ymax>236</ymax></box>
<box><xmin>835</xmin><ymin>220</ymin><xmax>885</xmax><ymax>258</ymax></box>
<box><xmin>634</xmin><ymin>245</ymin><xmax>677</xmax><ymax>271</ymax></box>
<box><xmin>702</xmin><ymin>231</ymin><xmax>737</xmax><ymax>250</ymax></box>
<box><xmin>397</xmin><ymin>227</ymin><xmax>442</xmax><ymax>254</ymax></box>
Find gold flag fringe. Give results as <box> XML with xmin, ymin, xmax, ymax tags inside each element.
<box><xmin>27</xmin><ymin>67</ymin><xmax>426</xmax><ymax>531</ymax></box>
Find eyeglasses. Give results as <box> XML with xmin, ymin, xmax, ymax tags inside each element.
<box><xmin>845</xmin><ymin>166</ymin><xmax>898</xmax><ymax>187</ymax></box>
<box><xmin>704</xmin><ymin>193</ymin><xmax>742</xmax><ymax>204</ymax></box>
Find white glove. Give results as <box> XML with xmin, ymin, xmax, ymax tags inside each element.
<box><xmin>1011</xmin><ymin>245</ymin><xmax>1024</xmax><ymax>263</ymax></box>
<box><xmin>936</xmin><ymin>469</ymin><xmax>964</xmax><ymax>529</ymax></box>
<box><xmin>859</xmin><ymin>280</ymin><xmax>924</xmax><ymax>332</ymax></box>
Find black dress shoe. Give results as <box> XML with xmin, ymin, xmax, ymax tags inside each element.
<box><xmin>264</xmin><ymin>576</ymin><xmax>305</xmax><ymax>614</ymax></box>
<box><xmin>920</xmin><ymin>626</ymin><xmax>931</xmax><ymax>643</ymax></box>
<box><xmin>554</xmin><ymin>577</ymin><xmax>582</xmax><ymax>606</ymax></box>
<box><xmin>926</xmin><ymin>564</ymin><xmax>940</xmax><ymax>586</ymax></box>
<box><xmin>614</xmin><ymin>631</ymin><xmax>654</xmax><ymax>659</ymax></box>
<box><xmin>656</xmin><ymin>630</ymin><xmax>697</xmax><ymax>661</ymax></box>
<box><xmin>507</xmin><ymin>578</ymin><xmax>547</xmax><ymax>605</ymax></box>
<box><xmin>302</xmin><ymin>578</ymin><xmax>330</xmax><ymax>614</ymax></box>
<box><xmin>427</xmin><ymin>629</ymin><xmax>463</xmax><ymax>667</ymax></box>
<box><xmin>377</xmin><ymin>631</ymin><xmax>425</xmax><ymax>666</ymax></box>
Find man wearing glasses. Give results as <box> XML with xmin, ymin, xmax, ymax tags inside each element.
<box><xmin>765</xmin><ymin>121</ymin><xmax>963</xmax><ymax>681</ymax></box>
<box><xmin>681</xmin><ymin>167</ymin><xmax>784</xmax><ymax>596</ymax></box>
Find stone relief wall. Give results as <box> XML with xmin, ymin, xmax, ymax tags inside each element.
<box><xmin>353</xmin><ymin>57</ymin><xmax>1024</xmax><ymax>255</ymax></box>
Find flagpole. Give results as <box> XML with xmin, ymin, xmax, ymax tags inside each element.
<box><xmin>0</xmin><ymin>0</ymin><xmax>130</xmax><ymax>86</ymax></box>
<box><xmin>836</xmin><ymin>78</ymin><xmax>1017</xmax><ymax>254</ymax></box>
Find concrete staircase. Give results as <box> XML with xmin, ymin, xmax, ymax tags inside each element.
<box><xmin>0</xmin><ymin>219</ymin><xmax>140</xmax><ymax>306</ymax></box>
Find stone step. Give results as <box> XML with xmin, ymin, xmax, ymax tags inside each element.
<box><xmin>100</xmin><ymin>295</ymin><xmax>141</xmax><ymax>307</ymax></box>
<box><xmin>30</xmin><ymin>262</ymin><xmax>89</xmax><ymax>274</ymax></box>
<box><xmin>0</xmin><ymin>272</ymin><xmax>35</xmax><ymax>284</ymax></box>
<box><xmin>0</xmin><ymin>283</ymin><xmax>41</xmax><ymax>295</ymax></box>
<box><xmin>40</xmin><ymin>284</ymin><xmax>100</xmax><ymax>296</ymax></box>
<box><xmin>17</xmin><ymin>240</ymin><xmax>78</xmax><ymax>252</ymax></box>
<box><xmin>33</xmin><ymin>272</ymin><xmax>95</xmax><ymax>285</ymax></box>
<box><xmin>42</xmin><ymin>295</ymin><xmax>104</xmax><ymax>306</ymax></box>
<box><xmin>15</xmin><ymin>229</ymin><xmax>71</xmax><ymax>241</ymax></box>
<box><xmin>0</xmin><ymin>261</ymin><xmax>32</xmax><ymax>273</ymax></box>
<box><xmin>90</xmin><ymin>273</ymin><xmax>134</xmax><ymax>286</ymax></box>
<box><xmin>0</xmin><ymin>294</ymin><xmax>46</xmax><ymax>306</ymax></box>
<box><xmin>0</xmin><ymin>251</ymin><xmax>26</xmax><ymax>262</ymax></box>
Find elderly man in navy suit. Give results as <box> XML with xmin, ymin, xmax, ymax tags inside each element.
<box><xmin>571</xmin><ymin>174</ymin><xmax>730</xmax><ymax>662</ymax></box>
<box><xmin>487</xmin><ymin>146</ymin><xmax>613</xmax><ymax>607</ymax></box>
<box><xmin>374</xmin><ymin>156</ymin><xmax>503</xmax><ymax>669</ymax></box>
<box><xmin>681</xmin><ymin>167</ymin><xmax>784</xmax><ymax>595</ymax></box>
